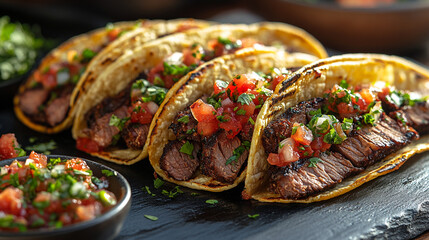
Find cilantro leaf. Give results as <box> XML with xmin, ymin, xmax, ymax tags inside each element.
<box><xmin>237</xmin><ymin>93</ymin><xmax>255</xmax><ymax>105</ymax></box>
<box><xmin>308</xmin><ymin>157</ymin><xmax>322</xmax><ymax>168</ymax></box>
<box><xmin>179</xmin><ymin>141</ymin><xmax>194</xmax><ymax>158</ymax></box>
<box><xmin>109</xmin><ymin>114</ymin><xmax>130</xmax><ymax>131</ymax></box>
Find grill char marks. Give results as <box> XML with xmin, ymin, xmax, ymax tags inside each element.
<box><xmin>262</xmin><ymin>97</ymin><xmax>325</xmax><ymax>154</ymax></box>
<box><xmin>201</xmin><ymin>131</ymin><xmax>248</xmax><ymax>183</ymax></box>
<box><xmin>169</xmin><ymin>109</ymin><xmax>200</xmax><ymax>142</ymax></box>
<box><xmin>160</xmin><ymin>140</ymin><xmax>200</xmax><ymax>181</ymax></box>
<box><xmin>270</xmin><ymin>152</ymin><xmax>362</xmax><ymax>199</ymax></box>
<box><xmin>333</xmin><ymin>113</ymin><xmax>416</xmax><ymax>168</ymax></box>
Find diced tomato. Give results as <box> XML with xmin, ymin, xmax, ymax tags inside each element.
<box><xmin>240</xmin><ymin>38</ymin><xmax>258</xmax><ymax>48</ymax></box>
<box><xmin>219</xmin><ymin>114</ymin><xmax>242</xmax><ymax>139</ymax></box>
<box><xmin>214</xmin><ymin>81</ymin><xmax>227</xmax><ymax>96</ymax></box>
<box><xmin>276</xmin><ymin>138</ymin><xmax>300</xmax><ymax>166</ymax></box>
<box><xmin>0</xmin><ymin>187</ymin><xmax>23</xmax><ymax>215</ymax></box>
<box><xmin>190</xmin><ymin>99</ymin><xmax>216</xmax><ymax>122</ymax></box>
<box><xmin>351</xmin><ymin>93</ymin><xmax>367</xmax><ymax>112</ymax></box>
<box><xmin>267</xmin><ymin>153</ymin><xmax>282</xmax><ymax>166</ymax></box>
<box><xmin>227</xmin><ymin>74</ymin><xmax>256</xmax><ymax>98</ymax></box>
<box><xmin>197</xmin><ymin>121</ymin><xmax>219</xmax><ymax>137</ymax></box>
<box><xmin>107</xmin><ymin>28</ymin><xmax>121</xmax><ymax>42</ymax></box>
<box><xmin>268</xmin><ymin>74</ymin><xmax>286</xmax><ymax>90</ymax></box>
<box><xmin>310</xmin><ymin>136</ymin><xmax>331</xmax><ymax>153</ymax></box>
<box><xmin>0</xmin><ymin>133</ymin><xmax>20</xmax><ymax>160</ymax></box>
<box><xmin>235</xmin><ymin>100</ymin><xmax>256</xmax><ymax>117</ymax></box>
<box><xmin>34</xmin><ymin>68</ymin><xmax>57</xmax><ymax>89</ymax></box>
<box><xmin>359</xmin><ymin>88</ymin><xmax>375</xmax><ymax>108</ymax></box>
<box><xmin>75</xmin><ymin>202</ymin><xmax>102</xmax><ymax>221</ymax></box>
<box><xmin>65</xmin><ymin>158</ymin><xmax>90</xmax><ymax>171</ymax></box>
<box><xmin>296</xmin><ymin>144</ymin><xmax>314</xmax><ymax>158</ymax></box>
<box><xmin>291</xmin><ymin>123</ymin><xmax>313</xmax><ymax>146</ymax></box>
<box><xmin>129</xmin><ymin>101</ymin><xmax>154</xmax><ymax>125</ymax></box>
<box><xmin>183</xmin><ymin>45</ymin><xmax>204</xmax><ymax>66</ymax></box>
<box><xmin>336</xmin><ymin>102</ymin><xmax>357</xmax><ymax>118</ymax></box>
<box><xmin>76</xmin><ymin>137</ymin><xmax>101</xmax><ymax>153</ymax></box>
<box><xmin>378</xmin><ymin>86</ymin><xmax>391</xmax><ymax>101</ymax></box>
<box><xmin>147</xmin><ymin>62</ymin><xmax>177</xmax><ymax>89</ymax></box>
<box><xmin>28</xmin><ymin>151</ymin><xmax>47</xmax><ymax>168</ymax></box>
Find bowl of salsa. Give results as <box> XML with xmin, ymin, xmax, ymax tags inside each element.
<box><xmin>0</xmin><ymin>152</ymin><xmax>131</xmax><ymax>240</ymax></box>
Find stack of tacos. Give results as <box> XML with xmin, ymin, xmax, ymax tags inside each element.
<box><xmin>14</xmin><ymin>19</ymin><xmax>211</xmax><ymax>134</ymax></box>
<box><xmin>71</xmin><ymin>22</ymin><xmax>328</xmax><ymax>166</ymax></box>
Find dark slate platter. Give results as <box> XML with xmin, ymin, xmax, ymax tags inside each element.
<box><xmin>1</xmin><ymin>105</ymin><xmax>429</xmax><ymax>240</ymax></box>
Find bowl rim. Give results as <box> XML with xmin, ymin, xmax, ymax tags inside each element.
<box><xmin>281</xmin><ymin>0</ymin><xmax>429</xmax><ymax>13</ymax></box>
<box><xmin>0</xmin><ymin>155</ymin><xmax>131</xmax><ymax>237</ymax></box>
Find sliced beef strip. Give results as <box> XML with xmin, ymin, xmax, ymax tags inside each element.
<box><xmin>87</xmin><ymin>105</ymin><xmax>129</xmax><ymax>148</ymax></box>
<box><xmin>201</xmin><ymin>130</ymin><xmax>248</xmax><ymax>183</ymax></box>
<box><xmin>169</xmin><ymin>108</ymin><xmax>200</xmax><ymax>142</ymax></box>
<box><xmin>262</xmin><ymin>97</ymin><xmax>325</xmax><ymax>154</ymax></box>
<box><xmin>121</xmin><ymin>123</ymin><xmax>149</xmax><ymax>149</ymax></box>
<box><xmin>19</xmin><ymin>88</ymin><xmax>49</xmax><ymax>115</ymax></box>
<box><xmin>390</xmin><ymin>101</ymin><xmax>429</xmax><ymax>134</ymax></box>
<box><xmin>270</xmin><ymin>152</ymin><xmax>362</xmax><ymax>199</ymax></box>
<box><xmin>239</xmin><ymin>123</ymin><xmax>254</xmax><ymax>142</ymax></box>
<box><xmin>44</xmin><ymin>94</ymin><xmax>71</xmax><ymax>126</ymax></box>
<box><xmin>332</xmin><ymin>114</ymin><xmax>415</xmax><ymax>168</ymax></box>
<box><xmin>85</xmin><ymin>87</ymin><xmax>131</xmax><ymax>129</ymax></box>
<box><xmin>159</xmin><ymin>140</ymin><xmax>200</xmax><ymax>181</ymax></box>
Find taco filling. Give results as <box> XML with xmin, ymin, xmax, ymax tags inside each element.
<box><xmin>159</xmin><ymin>69</ymin><xmax>291</xmax><ymax>183</ymax></box>
<box><xmin>262</xmin><ymin>80</ymin><xmax>428</xmax><ymax>199</ymax></box>
<box><xmin>17</xmin><ymin>21</ymin><xmax>201</xmax><ymax>128</ymax></box>
<box><xmin>75</xmin><ymin>37</ymin><xmax>264</xmax><ymax>153</ymax></box>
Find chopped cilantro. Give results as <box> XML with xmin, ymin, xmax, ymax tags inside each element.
<box><xmin>162</xmin><ymin>186</ymin><xmax>183</xmax><ymax>198</ymax></box>
<box><xmin>248</xmin><ymin>214</ymin><xmax>260</xmax><ymax>219</ymax></box>
<box><xmin>180</xmin><ymin>141</ymin><xmax>194</xmax><ymax>157</ymax></box>
<box><xmin>109</xmin><ymin>114</ymin><xmax>130</xmax><ymax>131</ymax></box>
<box><xmin>237</xmin><ymin>93</ymin><xmax>255</xmax><ymax>105</ymax></box>
<box><xmin>248</xmin><ymin>117</ymin><xmax>255</xmax><ymax>125</ymax></box>
<box><xmin>142</xmin><ymin>186</ymin><xmax>156</xmax><ymax>197</ymax></box>
<box><xmin>308</xmin><ymin>157</ymin><xmax>322</xmax><ymax>167</ymax></box>
<box><xmin>205</xmin><ymin>199</ymin><xmax>218</xmax><ymax>205</ymax></box>
<box><xmin>101</xmin><ymin>169</ymin><xmax>115</xmax><ymax>177</ymax></box>
<box><xmin>226</xmin><ymin>141</ymin><xmax>250</xmax><ymax>165</ymax></box>
<box><xmin>144</xmin><ymin>215</ymin><xmax>158</xmax><ymax>221</ymax></box>
<box><xmin>132</xmin><ymin>79</ymin><xmax>167</xmax><ymax>105</ymax></box>
<box><xmin>236</xmin><ymin>109</ymin><xmax>246</xmax><ymax>115</ymax></box>
<box><xmin>153</xmin><ymin>178</ymin><xmax>164</xmax><ymax>189</ymax></box>
<box><xmin>25</xmin><ymin>140</ymin><xmax>56</xmax><ymax>155</ymax></box>
<box><xmin>81</xmin><ymin>48</ymin><xmax>96</xmax><ymax>63</ymax></box>
<box><xmin>339</xmin><ymin>80</ymin><xmax>349</xmax><ymax>89</ymax></box>
<box><xmin>178</xmin><ymin>115</ymin><xmax>190</xmax><ymax>123</ymax></box>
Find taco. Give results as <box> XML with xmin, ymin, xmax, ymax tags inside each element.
<box><xmin>243</xmin><ymin>54</ymin><xmax>429</xmax><ymax>203</ymax></box>
<box><xmin>148</xmin><ymin>48</ymin><xmax>319</xmax><ymax>191</ymax></box>
<box><xmin>72</xmin><ymin>22</ymin><xmax>328</xmax><ymax>165</ymax></box>
<box><xmin>13</xmin><ymin>19</ymin><xmax>210</xmax><ymax>134</ymax></box>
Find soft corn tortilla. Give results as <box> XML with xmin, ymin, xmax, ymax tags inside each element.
<box><xmin>72</xmin><ymin>22</ymin><xmax>327</xmax><ymax>165</ymax></box>
<box><xmin>14</xmin><ymin>19</ymin><xmax>210</xmax><ymax>134</ymax></box>
<box><xmin>148</xmin><ymin>48</ymin><xmax>319</xmax><ymax>192</ymax></box>
<box><xmin>244</xmin><ymin>53</ymin><xmax>429</xmax><ymax>203</ymax></box>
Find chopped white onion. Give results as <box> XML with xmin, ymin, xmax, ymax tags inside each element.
<box><xmin>56</xmin><ymin>70</ymin><xmax>70</xmax><ymax>85</ymax></box>
<box><xmin>146</xmin><ymin>101</ymin><xmax>159</xmax><ymax>115</ymax></box>
<box><xmin>165</xmin><ymin>52</ymin><xmax>183</xmax><ymax>66</ymax></box>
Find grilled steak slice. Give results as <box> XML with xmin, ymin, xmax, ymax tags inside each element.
<box><xmin>44</xmin><ymin>94</ymin><xmax>71</xmax><ymax>126</ymax></box>
<box><xmin>160</xmin><ymin>140</ymin><xmax>200</xmax><ymax>181</ymax></box>
<box><xmin>121</xmin><ymin>123</ymin><xmax>149</xmax><ymax>149</ymax></box>
<box><xmin>201</xmin><ymin>130</ymin><xmax>247</xmax><ymax>183</ymax></box>
<box><xmin>262</xmin><ymin>97</ymin><xmax>325</xmax><ymax>154</ymax></box>
<box><xmin>85</xmin><ymin>87</ymin><xmax>130</xmax><ymax>129</ymax></box>
<box><xmin>239</xmin><ymin>122</ymin><xmax>254</xmax><ymax>142</ymax></box>
<box><xmin>19</xmin><ymin>88</ymin><xmax>49</xmax><ymax>115</ymax></box>
<box><xmin>270</xmin><ymin>152</ymin><xmax>362</xmax><ymax>199</ymax></box>
<box><xmin>332</xmin><ymin>114</ymin><xmax>416</xmax><ymax>168</ymax></box>
<box><xmin>390</xmin><ymin>101</ymin><xmax>429</xmax><ymax>134</ymax></box>
<box><xmin>169</xmin><ymin>109</ymin><xmax>200</xmax><ymax>142</ymax></box>
<box><xmin>87</xmin><ymin>106</ymin><xmax>129</xmax><ymax>148</ymax></box>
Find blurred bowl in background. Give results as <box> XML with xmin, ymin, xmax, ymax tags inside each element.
<box><xmin>250</xmin><ymin>0</ymin><xmax>429</xmax><ymax>53</ymax></box>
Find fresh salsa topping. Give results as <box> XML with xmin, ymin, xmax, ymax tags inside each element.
<box><xmin>0</xmin><ymin>134</ymin><xmax>25</xmax><ymax>160</ymax></box>
<box><xmin>267</xmin><ymin>81</ymin><xmax>426</xmax><ymax>167</ymax></box>
<box><xmin>147</xmin><ymin>37</ymin><xmax>260</xmax><ymax>89</ymax></box>
<box><xmin>0</xmin><ymin>152</ymin><xmax>117</xmax><ymax>232</ymax></box>
<box><xmin>189</xmin><ymin>69</ymin><xmax>288</xmax><ymax>139</ymax></box>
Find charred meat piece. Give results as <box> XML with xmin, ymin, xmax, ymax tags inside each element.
<box><xmin>169</xmin><ymin>109</ymin><xmax>200</xmax><ymax>142</ymax></box>
<box><xmin>160</xmin><ymin>140</ymin><xmax>200</xmax><ymax>181</ymax></box>
<box><xmin>121</xmin><ymin>123</ymin><xmax>149</xmax><ymax>149</ymax></box>
<box><xmin>44</xmin><ymin>94</ymin><xmax>71</xmax><ymax>126</ymax></box>
<box><xmin>270</xmin><ymin>152</ymin><xmax>362</xmax><ymax>199</ymax></box>
<box><xmin>85</xmin><ymin>87</ymin><xmax>130</xmax><ymax>129</ymax></box>
<box><xmin>201</xmin><ymin>130</ymin><xmax>248</xmax><ymax>183</ymax></box>
<box><xmin>390</xmin><ymin>101</ymin><xmax>429</xmax><ymax>134</ymax></box>
<box><xmin>262</xmin><ymin>97</ymin><xmax>325</xmax><ymax>154</ymax></box>
<box><xmin>239</xmin><ymin>122</ymin><xmax>254</xmax><ymax>142</ymax></box>
<box><xmin>87</xmin><ymin>106</ymin><xmax>129</xmax><ymax>148</ymax></box>
<box><xmin>19</xmin><ymin>88</ymin><xmax>49</xmax><ymax>115</ymax></box>
<box><xmin>332</xmin><ymin>114</ymin><xmax>415</xmax><ymax>168</ymax></box>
